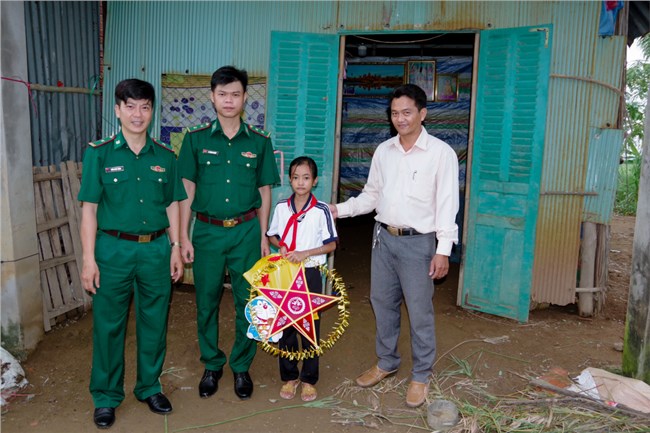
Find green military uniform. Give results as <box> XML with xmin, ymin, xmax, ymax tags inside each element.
<box><xmin>78</xmin><ymin>131</ymin><xmax>186</xmax><ymax>408</ymax></box>
<box><xmin>177</xmin><ymin>120</ymin><xmax>280</xmax><ymax>373</ymax></box>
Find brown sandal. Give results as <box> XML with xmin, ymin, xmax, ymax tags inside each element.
<box><xmin>301</xmin><ymin>382</ymin><xmax>317</xmax><ymax>402</ymax></box>
<box><xmin>280</xmin><ymin>380</ymin><xmax>300</xmax><ymax>400</ymax></box>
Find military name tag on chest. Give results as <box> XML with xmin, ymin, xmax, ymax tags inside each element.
<box><xmin>104</xmin><ymin>166</ymin><xmax>124</xmax><ymax>173</ymax></box>
<box><xmin>202</xmin><ymin>149</ymin><xmax>219</xmax><ymax>155</ymax></box>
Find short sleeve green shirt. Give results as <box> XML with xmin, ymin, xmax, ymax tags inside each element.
<box><xmin>78</xmin><ymin>131</ymin><xmax>187</xmax><ymax>234</ymax></box>
<box><xmin>177</xmin><ymin>119</ymin><xmax>280</xmax><ymax>219</ymax></box>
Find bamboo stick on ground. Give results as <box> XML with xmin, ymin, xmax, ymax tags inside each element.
<box><xmin>530</xmin><ymin>378</ymin><xmax>650</xmax><ymax>421</ymax></box>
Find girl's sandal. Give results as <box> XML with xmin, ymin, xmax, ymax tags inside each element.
<box><xmin>301</xmin><ymin>382</ymin><xmax>318</xmax><ymax>402</ymax></box>
<box><xmin>280</xmin><ymin>380</ymin><xmax>300</xmax><ymax>400</ymax></box>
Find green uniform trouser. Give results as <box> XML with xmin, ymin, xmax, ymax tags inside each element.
<box><xmin>90</xmin><ymin>231</ymin><xmax>172</xmax><ymax>408</ymax></box>
<box><xmin>192</xmin><ymin>217</ymin><xmax>260</xmax><ymax>373</ymax></box>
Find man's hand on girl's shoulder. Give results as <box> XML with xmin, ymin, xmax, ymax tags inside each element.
<box><xmin>328</xmin><ymin>204</ymin><xmax>338</xmax><ymax>219</ymax></box>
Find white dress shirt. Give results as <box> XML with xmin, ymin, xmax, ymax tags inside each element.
<box><xmin>267</xmin><ymin>194</ymin><xmax>338</xmax><ymax>267</ymax></box>
<box><xmin>336</xmin><ymin>126</ymin><xmax>459</xmax><ymax>256</ymax></box>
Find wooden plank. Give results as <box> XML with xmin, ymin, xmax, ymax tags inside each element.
<box><xmin>41</xmin><ymin>281</ymin><xmax>51</xmax><ymax>332</ymax></box>
<box><xmin>60</xmin><ymin>162</ymin><xmax>88</xmax><ymax>309</ymax></box>
<box><xmin>39</xmin><ymin>254</ymin><xmax>76</xmax><ymax>270</ymax></box>
<box><xmin>578</xmin><ymin>222</ymin><xmax>597</xmax><ymax>317</ymax></box>
<box><xmin>30</xmin><ymin>83</ymin><xmax>101</xmax><ymax>96</ymax></box>
<box><xmin>594</xmin><ymin>223</ymin><xmax>609</xmax><ymax>313</ymax></box>
<box><xmin>33</xmin><ymin>171</ymin><xmax>63</xmax><ymax>182</ymax></box>
<box><xmin>46</xmin><ymin>299</ymin><xmax>85</xmax><ymax>315</ymax></box>
<box><xmin>68</xmin><ymin>161</ymin><xmax>92</xmax><ymax>308</ymax></box>
<box><xmin>531</xmin><ymin>378</ymin><xmax>650</xmax><ymax>420</ymax></box>
<box><xmin>51</xmin><ymin>164</ymin><xmax>77</xmax><ymax>307</ymax></box>
<box><xmin>33</xmin><ymin>161</ymin><xmax>92</xmax><ymax>330</ymax></box>
<box><xmin>41</xmin><ymin>165</ymin><xmax>72</xmax><ymax>307</ymax></box>
<box><xmin>34</xmin><ymin>166</ymin><xmax>58</xmax><ymax>331</ymax></box>
<box><xmin>34</xmin><ymin>166</ymin><xmax>64</xmax><ymax>310</ymax></box>
<box><xmin>65</xmin><ymin>161</ymin><xmax>83</xmax><ymax>224</ymax></box>
<box><xmin>36</xmin><ymin>216</ymin><xmax>69</xmax><ymax>233</ymax></box>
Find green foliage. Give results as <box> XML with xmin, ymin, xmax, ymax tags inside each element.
<box><xmin>615</xmin><ymin>160</ymin><xmax>641</xmax><ymax>215</ymax></box>
<box><xmin>625</xmin><ymin>60</ymin><xmax>649</xmax><ymax>153</ymax></box>
<box><xmin>616</xmin><ymin>35</ymin><xmax>648</xmax><ymax>215</ymax></box>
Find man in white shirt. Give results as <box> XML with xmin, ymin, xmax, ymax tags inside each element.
<box><xmin>329</xmin><ymin>84</ymin><xmax>459</xmax><ymax>408</ymax></box>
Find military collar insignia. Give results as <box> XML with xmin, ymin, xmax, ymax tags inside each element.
<box><xmin>152</xmin><ymin>137</ymin><xmax>174</xmax><ymax>153</ymax></box>
<box><xmin>247</xmin><ymin>124</ymin><xmax>271</xmax><ymax>138</ymax></box>
<box><xmin>89</xmin><ymin>134</ymin><xmax>116</xmax><ymax>148</ymax></box>
<box><xmin>188</xmin><ymin>122</ymin><xmax>211</xmax><ymax>133</ymax></box>
<box><xmin>113</xmin><ymin>131</ymin><xmax>128</xmax><ymax>149</ymax></box>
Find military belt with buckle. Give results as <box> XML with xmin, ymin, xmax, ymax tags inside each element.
<box><xmin>102</xmin><ymin>228</ymin><xmax>166</xmax><ymax>243</ymax></box>
<box><xmin>379</xmin><ymin>222</ymin><xmax>422</xmax><ymax>236</ymax></box>
<box><xmin>196</xmin><ymin>210</ymin><xmax>257</xmax><ymax>228</ymax></box>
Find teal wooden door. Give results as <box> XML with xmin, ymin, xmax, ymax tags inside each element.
<box><xmin>266</xmin><ymin>31</ymin><xmax>339</xmax><ymax>204</ymax></box>
<box><xmin>461</xmin><ymin>26</ymin><xmax>552</xmax><ymax>322</ymax></box>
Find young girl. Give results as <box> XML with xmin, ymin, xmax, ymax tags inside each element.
<box><xmin>266</xmin><ymin>156</ymin><xmax>338</xmax><ymax>402</ymax></box>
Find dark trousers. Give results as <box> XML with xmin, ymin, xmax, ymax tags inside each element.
<box><xmin>90</xmin><ymin>232</ymin><xmax>171</xmax><ymax>407</ymax></box>
<box><xmin>278</xmin><ymin>267</ymin><xmax>322</xmax><ymax>385</ymax></box>
<box><xmin>192</xmin><ymin>218</ymin><xmax>260</xmax><ymax>373</ymax></box>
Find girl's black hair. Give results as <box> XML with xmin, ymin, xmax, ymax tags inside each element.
<box><xmin>289</xmin><ymin>156</ymin><xmax>318</xmax><ymax>178</ymax></box>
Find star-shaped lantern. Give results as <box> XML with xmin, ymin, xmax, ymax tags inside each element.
<box><xmin>255</xmin><ymin>262</ymin><xmax>340</xmax><ymax>347</ymax></box>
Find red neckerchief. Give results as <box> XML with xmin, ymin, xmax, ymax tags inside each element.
<box><xmin>279</xmin><ymin>194</ymin><xmax>318</xmax><ymax>252</ymax></box>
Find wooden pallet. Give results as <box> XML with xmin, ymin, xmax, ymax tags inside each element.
<box><xmin>33</xmin><ymin>162</ymin><xmax>91</xmax><ymax>331</ymax></box>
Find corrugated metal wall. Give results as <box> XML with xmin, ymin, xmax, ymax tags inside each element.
<box><xmin>103</xmin><ymin>1</ymin><xmax>627</xmax><ymax>306</ymax></box>
<box><xmin>583</xmin><ymin>128</ymin><xmax>625</xmax><ymax>224</ymax></box>
<box><xmin>532</xmin><ymin>3</ymin><xmax>626</xmax><ymax>305</ymax></box>
<box><xmin>103</xmin><ymin>1</ymin><xmax>600</xmax><ymax>135</ymax></box>
<box><xmin>103</xmin><ymin>1</ymin><xmax>337</xmax><ymax>135</ymax></box>
<box><xmin>24</xmin><ymin>1</ymin><xmax>101</xmax><ymax>166</ymax></box>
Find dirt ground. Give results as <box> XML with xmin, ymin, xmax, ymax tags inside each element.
<box><xmin>1</xmin><ymin>215</ymin><xmax>637</xmax><ymax>433</ymax></box>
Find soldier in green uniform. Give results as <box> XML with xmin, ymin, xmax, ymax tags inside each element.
<box><xmin>79</xmin><ymin>79</ymin><xmax>186</xmax><ymax>429</ymax></box>
<box><xmin>178</xmin><ymin>66</ymin><xmax>280</xmax><ymax>400</ymax></box>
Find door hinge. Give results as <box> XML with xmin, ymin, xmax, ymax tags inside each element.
<box><xmin>530</xmin><ymin>27</ymin><xmax>549</xmax><ymax>48</ymax></box>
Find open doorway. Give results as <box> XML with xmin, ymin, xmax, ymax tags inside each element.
<box><xmin>267</xmin><ymin>27</ymin><xmax>551</xmax><ymax>320</ymax></box>
<box><xmin>334</xmin><ymin>33</ymin><xmax>475</xmax><ymax>283</ymax></box>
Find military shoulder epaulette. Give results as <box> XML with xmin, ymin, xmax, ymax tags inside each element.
<box><xmin>187</xmin><ymin>122</ymin><xmax>211</xmax><ymax>133</ymax></box>
<box><xmin>152</xmin><ymin>137</ymin><xmax>174</xmax><ymax>152</ymax></box>
<box><xmin>248</xmin><ymin>124</ymin><xmax>271</xmax><ymax>138</ymax></box>
<box><xmin>88</xmin><ymin>135</ymin><xmax>116</xmax><ymax>148</ymax></box>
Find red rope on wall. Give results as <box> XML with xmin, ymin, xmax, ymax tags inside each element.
<box><xmin>1</xmin><ymin>76</ymin><xmax>38</xmax><ymax>116</ymax></box>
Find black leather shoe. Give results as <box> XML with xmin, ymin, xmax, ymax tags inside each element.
<box><xmin>233</xmin><ymin>371</ymin><xmax>253</xmax><ymax>399</ymax></box>
<box><xmin>93</xmin><ymin>407</ymin><xmax>115</xmax><ymax>429</ymax></box>
<box><xmin>199</xmin><ymin>368</ymin><xmax>223</xmax><ymax>398</ymax></box>
<box><xmin>139</xmin><ymin>392</ymin><xmax>172</xmax><ymax>414</ymax></box>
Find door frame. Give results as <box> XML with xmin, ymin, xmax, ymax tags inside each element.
<box><xmin>331</xmin><ymin>30</ymin><xmax>478</xmax><ymax>302</ymax></box>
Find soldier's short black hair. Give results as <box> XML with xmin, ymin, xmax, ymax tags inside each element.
<box><xmin>211</xmin><ymin>66</ymin><xmax>248</xmax><ymax>92</ymax></box>
<box><xmin>114</xmin><ymin>79</ymin><xmax>155</xmax><ymax>105</ymax></box>
<box><xmin>389</xmin><ymin>84</ymin><xmax>427</xmax><ymax>111</ymax></box>
<box><xmin>289</xmin><ymin>156</ymin><xmax>318</xmax><ymax>178</ymax></box>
